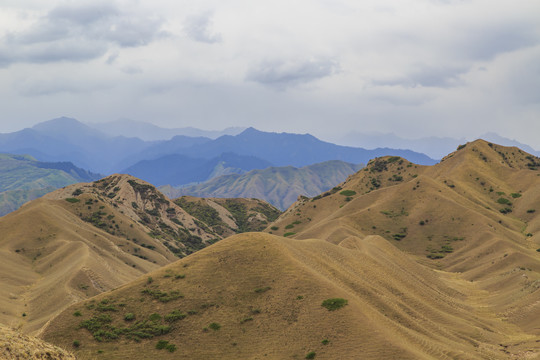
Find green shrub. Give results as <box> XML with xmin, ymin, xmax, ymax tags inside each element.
<box><xmin>285</xmin><ymin>224</ymin><xmax>294</xmax><ymax>229</ymax></box>
<box><xmin>270</xmin><ymin>226</ymin><xmax>279</xmax><ymax>231</ymax></box>
<box><xmin>321</xmin><ymin>339</ymin><xmax>330</xmax><ymax>345</ymax></box>
<box><xmin>306</xmin><ymin>351</ymin><xmax>316</xmax><ymax>359</ymax></box>
<box><xmin>499</xmin><ymin>208</ymin><xmax>512</xmax><ymax>214</ymax></box>
<box><xmin>392</xmin><ymin>233</ymin><xmax>406</xmax><ymax>241</ymax></box>
<box><xmin>72</xmin><ymin>189</ymin><xmax>83</xmax><ymax>196</ymax></box>
<box><xmin>73</xmin><ymin>340</ymin><xmax>81</xmax><ymax>348</ymax></box>
<box><xmin>510</xmin><ymin>193</ymin><xmax>522</xmax><ymax>198</ymax></box>
<box><xmin>164</xmin><ymin>310</ymin><xmax>186</xmax><ymax>322</ymax></box>
<box><xmin>339</xmin><ymin>190</ymin><xmax>357</xmax><ymax>196</ymax></box>
<box><xmin>209</xmin><ymin>322</ymin><xmax>221</xmax><ymax>330</ymax></box>
<box><xmin>497</xmin><ymin>198</ymin><xmax>512</xmax><ymax>205</ymax></box>
<box><xmin>527</xmin><ymin>209</ymin><xmax>536</xmax><ymax>213</ymax></box>
<box><xmin>156</xmin><ymin>340</ymin><xmax>168</xmax><ymax>349</ymax></box>
<box><xmin>65</xmin><ymin>198</ymin><xmax>80</xmax><ymax>203</ymax></box>
<box><xmin>321</xmin><ymin>298</ymin><xmax>348</xmax><ymax>311</ymax></box>
<box><xmin>441</xmin><ymin>245</ymin><xmax>453</xmax><ymax>253</ymax></box>
<box><xmin>283</xmin><ymin>232</ymin><xmax>296</xmax><ymax>237</ymax></box>
<box><xmin>124</xmin><ymin>313</ymin><xmax>135</xmax><ymax>321</ymax></box>
<box><xmin>73</xmin><ymin>311</ymin><xmax>82</xmax><ymax>317</ymax></box>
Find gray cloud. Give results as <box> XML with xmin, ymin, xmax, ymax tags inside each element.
<box><xmin>0</xmin><ymin>2</ymin><xmax>166</xmax><ymax>67</ymax></box>
<box><xmin>373</xmin><ymin>65</ymin><xmax>468</xmax><ymax>88</ymax></box>
<box><xmin>461</xmin><ymin>23</ymin><xmax>539</xmax><ymax>61</ymax></box>
<box><xmin>246</xmin><ymin>58</ymin><xmax>340</xmax><ymax>90</ymax></box>
<box><xmin>184</xmin><ymin>12</ymin><xmax>222</xmax><ymax>44</ymax></box>
<box><xmin>48</xmin><ymin>3</ymin><xmax>119</xmax><ymax>25</ymax></box>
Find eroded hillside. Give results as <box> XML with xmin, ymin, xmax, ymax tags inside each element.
<box><xmin>0</xmin><ymin>174</ymin><xmax>279</xmax><ymax>335</ymax></box>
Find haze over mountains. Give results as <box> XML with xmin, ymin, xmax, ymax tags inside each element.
<box><xmin>339</xmin><ymin>131</ymin><xmax>540</xmax><ymax>160</ymax></box>
<box><xmin>87</xmin><ymin>119</ymin><xmax>245</xmax><ymax>141</ymax></box>
<box><xmin>0</xmin><ymin>154</ymin><xmax>100</xmax><ymax>216</ymax></box>
<box><xmin>164</xmin><ymin>160</ymin><xmax>364</xmax><ymax>210</ymax></box>
<box><xmin>0</xmin><ymin>117</ymin><xmax>435</xmax><ymax>175</ymax></box>
<box><xmin>30</xmin><ymin>140</ymin><xmax>539</xmax><ymax>359</ymax></box>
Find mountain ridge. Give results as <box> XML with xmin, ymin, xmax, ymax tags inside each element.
<box><xmin>166</xmin><ymin>160</ymin><xmax>364</xmax><ymax>210</ymax></box>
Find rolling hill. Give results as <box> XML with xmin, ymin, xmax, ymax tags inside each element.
<box><xmin>165</xmin><ymin>160</ymin><xmax>364</xmax><ymax>210</ymax></box>
<box><xmin>0</xmin><ymin>174</ymin><xmax>279</xmax><ymax>336</ymax></box>
<box><xmin>0</xmin><ymin>153</ymin><xmax>101</xmax><ymax>216</ymax></box>
<box><xmin>40</xmin><ymin>140</ymin><xmax>540</xmax><ymax>359</ymax></box>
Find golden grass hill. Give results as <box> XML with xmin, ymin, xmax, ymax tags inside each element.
<box><xmin>0</xmin><ymin>139</ymin><xmax>539</xmax><ymax>359</ymax></box>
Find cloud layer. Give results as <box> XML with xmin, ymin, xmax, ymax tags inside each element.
<box><xmin>0</xmin><ymin>0</ymin><xmax>539</xmax><ymax>148</ymax></box>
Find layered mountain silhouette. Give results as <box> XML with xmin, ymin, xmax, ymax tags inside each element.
<box><xmin>36</xmin><ymin>140</ymin><xmax>540</xmax><ymax>359</ymax></box>
<box><xmin>166</xmin><ymin>160</ymin><xmax>364</xmax><ymax>210</ymax></box>
<box><xmin>123</xmin><ymin>152</ymin><xmax>272</xmax><ymax>187</ymax></box>
<box><xmin>87</xmin><ymin>119</ymin><xmax>245</xmax><ymax>141</ymax></box>
<box><xmin>0</xmin><ymin>118</ymin><xmax>436</xmax><ymax>177</ymax></box>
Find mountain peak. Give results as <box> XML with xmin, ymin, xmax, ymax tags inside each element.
<box><xmin>441</xmin><ymin>139</ymin><xmax>540</xmax><ymax>170</ymax></box>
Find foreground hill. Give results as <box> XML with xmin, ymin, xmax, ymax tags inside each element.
<box><xmin>43</xmin><ymin>232</ymin><xmax>528</xmax><ymax>359</ymax></box>
<box><xmin>0</xmin><ymin>174</ymin><xmax>278</xmax><ymax>335</ymax></box>
<box><xmin>269</xmin><ymin>140</ymin><xmax>540</xmax><ymax>352</ymax></box>
<box><xmin>166</xmin><ymin>160</ymin><xmax>363</xmax><ymax>210</ymax></box>
<box><xmin>0</xmin><ymin>324</ymin><xmax>74</xmax><ymax>360</ymax></box>
<box><xmin>40</xmin><ymin>140</ymin><xmax>540</xmax><ymax>359</ymax></box>
<box><xmin>0</xmin><ymin>153</ymin><xmax>100</xmax><ymax>216</ymax></box>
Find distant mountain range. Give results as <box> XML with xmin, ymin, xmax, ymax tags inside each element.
<box><xmin>0</xmin><ymin>153</ymin><xmax>100</xmax><ymax>216</ymax></box>
<box><xmin>338</xmin><ymin>131</ymin><xmax>540</xmax><ymax>159</ymax></box>
<box><xmin>123</xmin><ymin>152</ymin><xmax>272</xmax><ymax>187</ymax></box>
<box><xmin>87</xmin><ymin>119</ymin><xmax>245</xmax><ymax>141</ymax></box>
<box><xmin>163</xmin><ymin>160</ymin><xmax>364</xmax><ymax>210</ymax></box>
<box><xmin>0</xmin><ymin>117</ymin><xmax>437</xmax><ymax>176</ymax></box>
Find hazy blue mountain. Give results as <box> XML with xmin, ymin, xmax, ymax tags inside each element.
<box><xmin>161</xmin><ymin>160</ymin><xmax>364</xmax><ymax>210</ymax></box>
<box><xmin>114</xmin><ymin>134</ymin><xmax>212</xmax><ymax>170</ymax></box>
<box><xmin>0</xmin><ymin>153</ymin><xmax>101</xmax><ymax>216</ymax></box>
<box><xmin>338</xmin><ymin>132</ymin><xmax>466</xmax><ymax>160</ymax></box>
<box><xmin>87</xmin><ymin>119</ymin><xmax>246</xmax><ymax>141</ymax></box>
<box><xmin>172</xmin><ymin>128</ymin><xmax>437</xmax><ymax>166</ymax></box>
<box><xmin>0</xmin><ymin>118</ymin><xmax>438</xmax><ymax>176</ymax></box>
<box><xmin>0</xmin><ymin>117</ymin><xmax>156</xmax><ymax>173</ymax></box>
<box><xmin>122</xmin><ymin>152</ymin><xmax>272</xmax><ymax>187</ymax></box>
<box><xmin>338</xmin><ymin>131</ymin><xmax>540</xmax><ymax>159</ymax></box>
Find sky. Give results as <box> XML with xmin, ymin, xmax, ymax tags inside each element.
<box><xmin>0</xmin><ymin>0</ymin><xmax>539</xmax><ymax>148</ymax></box>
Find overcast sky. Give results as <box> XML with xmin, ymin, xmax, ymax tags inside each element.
<box><xmin>0</xmin><ymin>0</ymin><xmax>539</xmax><ymax>148</ymax></box>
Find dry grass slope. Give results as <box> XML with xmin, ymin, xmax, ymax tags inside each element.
<box><xmin>268</xmin><ymin>139</ymin><xmax>540</xmax><ymax>357</ymax></box>
<box><xmin>0</xmin><ymin>173</ymin><xmax>282</xmax><ymax>337</ymax></box>
<box><xmin>1</xmin><ymin>324</ymin><xmax>75</xmax><ymax>360</ymax></box>
<box><xmin>43</xmin><ymin>231</ymin><xmax>535</xmax><ymax>359</ymax></box>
